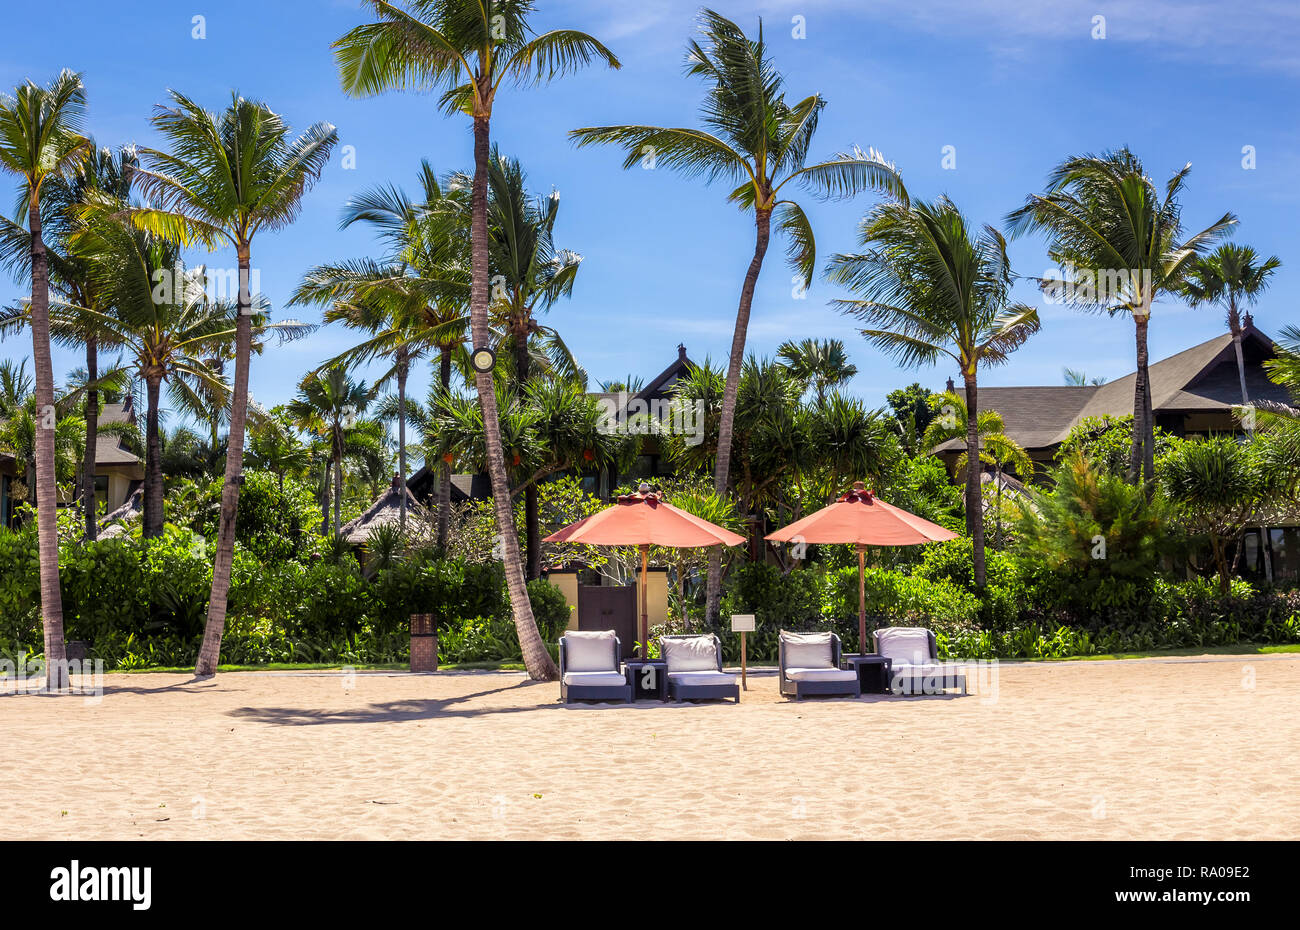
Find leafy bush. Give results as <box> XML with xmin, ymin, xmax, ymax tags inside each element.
<box><xmin>1016</xmin><ymin>452</ymin><xmax>1172</xmax><ymax>616</ymax></box>
<box><xmin>189</xmin><ymin>470</ymin><xmax>318</xmax><ymax>561</ymax></box>
<box><xmin>823</xmin><ymin>564</ymin><xmax>979</xmax><ymax>650</ymax></box>
<box><xmin>372</xmin><ymin>555</ymin><xmax>506</xmax><ymax>636</ymax></box>
<box><xmin>0</xmin><ymin>525</ymin><xmax>40</xmax><ymax>653</ymax></box>
<box><xmin>527</xmin><ymin>578</ymin><xmax>571</xmax><ymax>642</ymax></box>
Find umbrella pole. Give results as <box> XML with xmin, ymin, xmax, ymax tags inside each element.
<box><xmin>640</xmin><ymin>544</ymin><xmax>649</xmax><ymax>658</ymax></box>
<box><xmin>857</xmin><ymin>544</ymin><xmax>867</xmax><ymax>655</ymax></box>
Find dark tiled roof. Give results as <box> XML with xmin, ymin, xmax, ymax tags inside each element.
<box><xmin>937</xmin><ymin>327</ymin><xmax>1289</xmax><ymax>453</ymax></box>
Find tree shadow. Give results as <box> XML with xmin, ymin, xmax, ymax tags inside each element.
<box><xmin>225</xmin><ymin>678</ymin><xmax>554</xmax><ymax>725</ymax></box>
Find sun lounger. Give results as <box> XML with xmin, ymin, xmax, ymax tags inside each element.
<box><xmin>872</xmin><ymin>627</ymin><xmax>967</xmax><ymax>695</ymax></box>
<box><xmin>559</xmin><ymin>631</ymin><xmax>634</xmax><ymax>703</ymax></box>
<box><xmin>778</xmin><ymin>630</ymin><xmax>860</xmax><ymax>700</ymax></box>
<box><xmin>659</xmin><ymin>634</ymin><xmax>740</xmax><ymax>703</ymax></box>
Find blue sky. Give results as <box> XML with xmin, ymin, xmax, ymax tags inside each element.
<box><xmin>2</xmin><ymin>0</ymin><xmax>1297</xmax><ymax>421</ymax></box>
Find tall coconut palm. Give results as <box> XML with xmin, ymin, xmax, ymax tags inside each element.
<box><xmin>67</xmin><ymin>224</ymin><xmax>288</xmax><ymax>536</ymax></box>
<box><xmin>0</xmin><ymin>70</ymin><xmax>91</xmax><ymax>683</ymax></box>
<box><xmin>777</xmin><ymin>337</ymin><xmax>858</xmax><ymax>406</ymax></box>
<box><xmin>0</xmin><ymin>141</ymin><xmax>138</xmax><ymax>539</ymax></box>
<box><xmin>247</xmin><ymin>407</ymin><xmax>311</xmax><ymax>492</ymax></box>
<box><xmin>1181</xmin><ymin>243</ymin><xmax>1281</xmax><ymax>405</ymax></box>
<box><xmin>1006</xmin><ymin>149</ymin><xmax>1234</xmax><ymax>486</ymax></box>
<box><xmin>292</xmin><ymin>160</ymin><xmax>471</xmax><ymax>542</ymax></box>
<box><xmin>483</xmin><ymin>149</ymin><xmax>584</xmax><ymax>579</ymax></box>
<box><xmin>128</xmin><ymin>90</ymin><xmax>337</xmax><ymax>675</ymax></box>
<box><xmin>333</xmin><ymin>0</ymin><xmax>620</xmax><ymax>681</ymax></box>
<box><xmin>572</xmin><ymin>9</ymin><xmax>905</xmax><ymax>622</ymax></box>
<box><xmin>288</xmin><ymin>368</ymin><xmax>382</xmax><ymax>533</ymax></box>
<box><xmin>828</xmin><ymin>195</ymin><xmax>1040</xmax><ymax>587</ymax></box>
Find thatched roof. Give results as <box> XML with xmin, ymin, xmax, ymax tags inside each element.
<box><xmin>339</xmin><ymin>483</ymin><xmax>429</xmax><ymax>546</ymax></box>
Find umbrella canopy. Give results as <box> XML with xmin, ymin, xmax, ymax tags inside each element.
<box><xmin>544</xmin><ymin>487</ymin><xmax>744</xmax><ymax>654</ymax></box>
<box><xmin>765</xmin><ymin>482</ymin><xmax>958</xmax><ymax>653</ymax></box>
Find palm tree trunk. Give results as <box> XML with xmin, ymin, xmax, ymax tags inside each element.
<box><xmin>28</xmin><ymin>196</ymin><xmax>67</xmax><ymax>687</ymax></box>
<box><xmin>83</xmin><ymin>334</ymin><xmax>98</xmax><ymax>540</ymax></box>
<box><xmin>195</xmin><ymin>246</ymin><xmax>254</xmax><ymax>676</ymax></box>
<box><xmin>396</xmin><ymin>354</ymin><xmax>408</xmax><ymax>533</ymax></box>
<box><xmin>333</xmin><ymin>447</ymin><xmax>342</xmax><ymax>533</ymax></box>
<box><xmin>143</xmin><ymin>376</ymin><xmax>165</xmax><ymax>538</ymax></box>
<box><xmin>1228</xmin><ymin>302</ymin><xmax>1250</xmax><ymax>404</ymax></box>
<box><xmin>470</xmin><ymin>112</ymin><xmax>556</xmax><ymax>680</ymax></box>
<box><xmin>1128</xmin><ymin>314</ymin><xmax>1153</xmax><ymax>486</ymax></box>
<box><xmin>513</xmin><ymin>330</ymin><xmax>542</xmax><ymax>581</ymax></box>
<box><xmin>436</xmin><ymin>346</ymin><xmax>452</xmax><ymax>549</ymax></box>
<box><xmin>964</xmin><ymin>373</ymin><xmax>986</xmax><ymax>587</ymax></box>
<box><xmin>705</xmin><ymin>207</ymin><xmax>772</xmax><ymax>625</ymax></box>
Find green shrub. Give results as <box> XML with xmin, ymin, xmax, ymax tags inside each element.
<box><xmin>0</xmin><ymin>525</ymin><xmax>40</xmax><ymax>653</ymax></box>
<box><xmin>190</xmin><ymin>470</ymin><xmax>318</xmax><ymax>561</ymax></box>
<box><xmin>527</xmin><ymin>578</ymin><xmax>571</xmax><ymax>642</ymax></box>
<box><xmin>823</xmin><ymin>564</ymin><xmax>979</xmax><ymax>650</ymax></box>
<box><xmin>372</xmin><ymin>556</ymin><xmax>506</xmax><ymax>636</ymax></box>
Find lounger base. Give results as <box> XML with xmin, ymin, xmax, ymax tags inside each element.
<box><xmin>890</xmin><ymin>673</ymin><xmax>967</xmax><ymax>696</ymax></box>
<box><xmin>781</xmin><ymin>678</ymin><xmax>861</xmax><ymax>700</ymax></box>
<box><xmin>561</xmin><ymin>684</ymin><xmax>635</xmax><ymax>704</ymax></box>
<box><xmin>667</xmin><ymin>682</ymin><xmax>740</xmax><ymax>703</ymax></box>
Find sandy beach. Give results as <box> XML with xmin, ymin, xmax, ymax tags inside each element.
<box><xmin>4</xmin><ymin>654</ymin><xmax>1299</xmax><ymax>841</ymax></box>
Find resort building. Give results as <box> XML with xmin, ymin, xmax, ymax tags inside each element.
<box><xmin>0</xmin><ymin>394</ymin><xmax>144</xmax><ymax>528</ymax></box>
<box><xmin>934</xmin><ymin>325</ymin><xmax>1298</xmax><ymax>584</ymax></box>
<box><xmin>934</xmin><ymin>326</ymin><xmax>1290</xmax><ymax>470</ymax></box>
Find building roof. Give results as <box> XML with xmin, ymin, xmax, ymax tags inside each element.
<box><xmin>339</xmin><ymin>481</ymin><xmax>429</xmax><ymax>545</ymax></box>
<box><xmin>94</xmin><ymin>397</ymin><xmax>144</xmax><ymax>469</ymax></box>
<box><xmin>936</xmin><ymin>327</ymin><xmax>1291</xmax><ymax>454</ymax></box>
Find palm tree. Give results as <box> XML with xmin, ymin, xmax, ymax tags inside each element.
<box><xmin>927</xmin><ymin>397</ymin><xmax>1033</xmax><ymax>549</ymax></box>
<box><xmin>572</xmin><ymin>9</ymin><xmax>905</xmax><ymax>622</ymax></box>
<box><xmin>247</xmin><ymin>407</ymin><xmax>311</xmax><ymax>492</ymax></box>
<box><xmin>1063</xmin><ymin>367</ymin><xmax>1106</xmax><ymax>386</ymax></box>
<box><xmin>828</xmin><ymin>195</ymin><xmax>1040</xmax><ymax>587</ymax></box>
<box><xmin>0</xmin><ymin>365</ymin><xmax>86</xmax><ymax>508</ymax></box>
<box><xmin>1181</xmin><ymin>243</ymin><xmax>1281</xmax><ymax>405</ymax></box>
<box><xmin>333</xmin><ymin>0</ymin><xmax>620</xmax><ymax>681</ymax></box>
<box><xmin>484</xmin><ymin>149</ymin><xmax>584</xmax><ymax>579</ymax></box>
<box><xmin>1006</xmin><ymin>149</ymin><xmax>1234</xmax><ymax>486</ymax></box>
<box><xmin>292</xmin><ymin>160</ymin><xmax>471</xmax><ymax>543</ymax></box>
<box><xmin>66</xmin><ymin>228</ymin><xmax>248</xmax><ymax>537</ymax></box>
<box><xmin>777</xmin><ymin>338</ymin><xmax>858</xmax><ymax>406</ymax></box>
<box><xmin>0</xmin><ymin>70</ymin><xmax>91</xmax><ymax>682</ymax></box>
<box><xmin>128</xmin><ymin>90</ymin><xmax>337</xmax><ymax>676</ymax></box>
<box><xmin>0</xmin><ymin>141</ymin><xmax>138</xmax><ymax>539</ymax></box>
<box><xmin>288</xmin><ymin>368</ymin><xmax>381</xmax><ymax>533</ymax></box>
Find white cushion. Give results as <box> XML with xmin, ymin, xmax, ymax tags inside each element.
<box><xmin>661</xmin><ymin>636</ymin><xmax>718</xmax><ymax>672</ymax></box>
<box><xmin>785</xmin><ymin>667</ymin><xmax>857</xmax><ymax>682</ymax></box>
<box><xmin>780</xmin><ymin>631</ymin><xmax>835</xmax><ymax>669</ymax></box>
<box><xmin>875</xmin><ymin>627</ymin><xmax>933</xmax><ymax>664</ymax></box>
<box><xmin>667</xmin><ymin>671</ymin><xmax>736</xmax><ymax>686</ymax></box>
<box><xmin>563</xmin><ymin>631</ymin><xmax>617</xmax><ymax>672</ymax></box>
<box><xmin>563</xmin><ymin>671</ymin><xmax>628</xmax><ymax>687</ymax></box>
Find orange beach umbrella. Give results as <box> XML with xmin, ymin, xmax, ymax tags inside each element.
<box><xmin>544</xmin><ymin>486</ymin><xmax>745</xmax><ymax>654</ymax></box>
<box><xmin>765</xmin><ymin>481</ymin><xmax>958</xmax><ymax>653</ymax></box>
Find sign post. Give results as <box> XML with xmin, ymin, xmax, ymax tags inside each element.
<box><xmin>730</xmin><ymin>614</ymin><xmax>755</xmax><ymax>690</ymax></box>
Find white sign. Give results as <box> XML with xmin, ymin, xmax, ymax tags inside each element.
<box><xmin>730</xmin><ymin>614</ymin><xmax>755</xmax><ymax>633</ymax></box>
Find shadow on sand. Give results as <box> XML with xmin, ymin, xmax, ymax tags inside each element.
<box><xmin>225</xmin><ymin>678</ymin><xmax>558</xmax><ymax>725</ymax></box>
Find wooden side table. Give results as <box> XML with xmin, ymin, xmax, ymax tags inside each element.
<box><xmin>842</xmin><ymin>654</ymin><xmax>892</xmax><ymax>694</ymax></box>
<box><xmin>623</xmin><ymin>659</ymin><xmax>668</xmax><ymax>702</ymax></box>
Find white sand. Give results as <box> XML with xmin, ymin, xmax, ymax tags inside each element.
<box><xmin>3</xmin><ymin>654</ymin><xmax>1299</xmax><ymax>840</ymax></box>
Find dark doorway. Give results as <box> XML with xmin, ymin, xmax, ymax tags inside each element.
<box><xmin>577</xmin><ymin>584</ymin><xmax>637</xmax><ymax>659</ymax></box>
